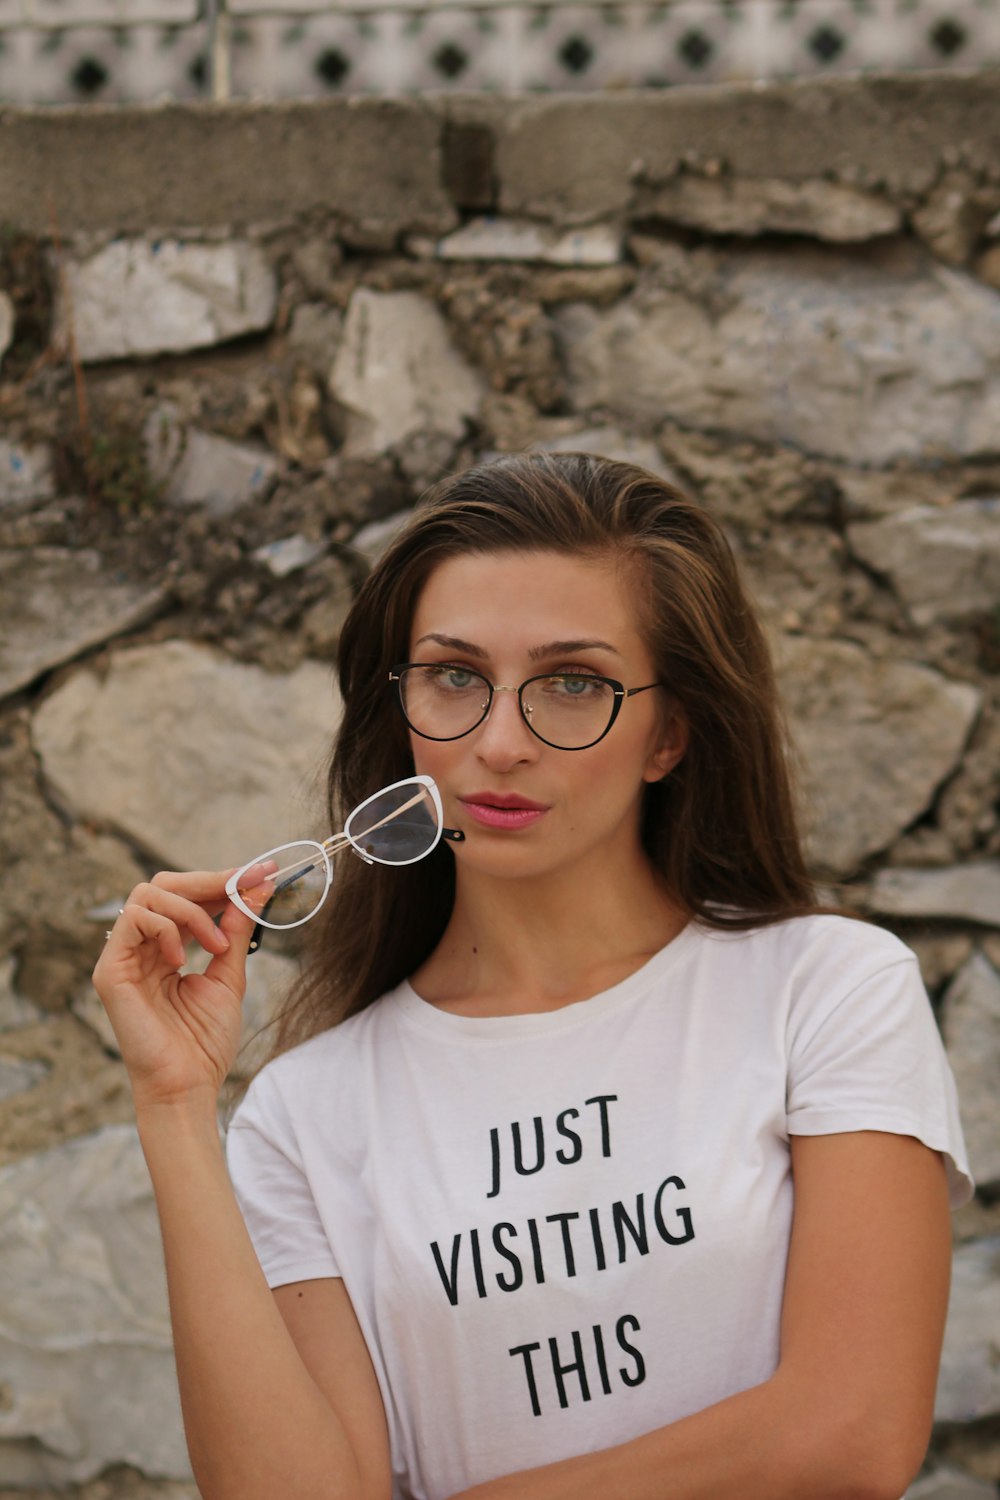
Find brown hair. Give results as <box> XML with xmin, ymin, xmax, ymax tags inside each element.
<box><xmin>250</xmin><ymin>451</ymin><xmax>820</xmax><ymax>1070</ymax></box>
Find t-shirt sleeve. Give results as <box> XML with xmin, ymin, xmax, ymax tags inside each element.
<box><xmin>226</xmin><ymin>1071</ymin><xmax>342</xmax><ymax>1288</ymax></box>
<box><xmin>786</xmin><ymin>949</ymin><xmax>974</xmax><ymax>1209</ymax></box>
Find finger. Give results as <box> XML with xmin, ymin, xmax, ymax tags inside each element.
<box><xmin>202</xmin><ymin>896</ymin><xmax>259</xmax><ymax>994</ymax></box>
<box><xmin>146</xmin><ymin>868</ymin><xmax>241</xmax><ymax>904</ymax></box>
<box><xmin>113</xmin><ymin>905</ymin><xmax>187</xmax><ymax>970</ymax></box>
<box><xmin>126</xmin><ymin>886</ymin><xmax>231</xmax><ymax>957</ymax></box>
<box><xmin>226</xmin><ymin>861</ymin><xmax>277</xmax><ymax>918</ymax></box>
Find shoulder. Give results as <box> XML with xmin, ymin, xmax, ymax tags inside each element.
<box><xmin>230</xmin><ymin>984</ymin><xmax>406</xmax><ymax>1126</ymax></box>
<box><xmin>748</xmin><ymin>911</ymin><xmax>912</xmax><ymax>965</ymax></box>
<box><xmin>686</xmin><ymin>912</ymin><xmax>924</xmax><ymax>1036</ymax></box>
<box><xmin>694</xmin><ymin>910</ymin><xmax>916</xmax><ymax>980</ymax></box>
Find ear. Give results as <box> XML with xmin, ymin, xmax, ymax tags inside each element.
<box><xmin>642</xmin><ymin>708</ymin><xmax>688</xmax><ymax>784</ymax></box>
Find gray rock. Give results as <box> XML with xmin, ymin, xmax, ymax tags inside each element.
<box><xmin>252</xmin><ymin>534</ymin><xmax>327</xmax><ymax>578</ymax></box>
<box><xmin>492</xmin><ymin>83</ymin><xmax>1000</xmax><ymax>227</ymax></box>
<box><xmin>869</xmin><ymin>863</ymin><xmax>1000</xmax><ymax>928</ymax></box>
<box><xmin>912</xmin><ymin>173</ymin><xmax>993</xmax><ymax>266</ymax></box>
<box><xmin>848</xmin><ymin>500</ymin><xmax>1000</xmax><ymax>627</ymax></box>
<box><xmin>0</xmin><ymin>959</ymin><xmax>44</xmax><ymax>1033</ymax></box>
<box><xmin>0</xmin><ymin>440</ymin><xmax>55</xmax><ymax>507</ymax></box>
<box><xmin>427</xmin><ymin>217</ymin><xmax>622</xmax><ymax>266</ymax></box>
<box><xmin>70</xmin><ymin>987</ymin><xmax>121</xmax><ymax>1057</ymax></box>
<box><xmin>906</xmin><ymin>933</ymin><xmax>975</xmax><ymax>996</ymax></box>
<box><xmin>554</xmin><ymin>250</ymin><xmax>1000</xmax><ymax>465</ymax></box>
<box><xmin>0</xmin><ymin>1054</ymin><xmax>48</xmax><ymax>1102</ymax></box>
<box><xmin>978</xmin><ymin>244</ymin><xmax>1000</xmax><ymax>291</ymax></box>
<box><xmin>907</xmin><ymin>1466</ymin><xmax>999</xmax><ymax>1500</ymax></box>
<box><xmin>772</xmin><ymin>635</ymin><xmax>982</xmax><ymax>877</ymax></box>
<box><xmin>145</xmin><ymin>404</ymin><xmax>278</xmax><ymax>517</ymax></box>
<box><xmin>0</xmin><ymin>1124</ymin><xmax>191</xmax><ymax>1485</ymax></box>
<box><xmin>0</xmin><ymin>292</ymin><xmax>12</xmax><ymax>371</ymax></box>
<box><xmin>299</xmin><ymin>555</ymin><xmax>355</xmax><ymax>656</ymax></box>
<box><xmin>640</xmin><ymin>175</ymin><xmax>901</xmax><ymax>242</ymax></box>
<box><xmin>940</xmin><ymin>954</ymin><xmax>1000</xmax><ymax>1190</ymax></box>
<box><xmin>936</xmin><ymin>1236</ymin><xmax>1000</xmax><ymax>1424</ymax></box>
<box><xmin>330</xmin><ymin>289</ymin><xmax>483</xmax><ymax>458</ymax></box>
<box><xmin>0</xmin><ymin>549</ymin><xmax>168</xmax><ymax>702</ymax></box>
<box><xmin>57</xmin><ymin>239</ymin><xmax>277</xmax><ymax>362</ymax></box>
<box><xmin>535</xmin><ymin>427</ymin><xmax>681</xmax><ymax>484</ymax></box>
<box><xmin>287</xmin><ymin>302</ymin><xmax>343</xmax><ymax>376</ymax></box>
<box><xmin>351</xmin><ymin>509</ymin><xmax>413</xmax><ymax>565</ymax></box>
<box><xmin>290</xmin><ymin>238</ymin><xmax>343</xmax><ymax>300</ymax></box>
<box><xmin>31</xmin><ymin>641</ymin><xmax>338</xmax><ymax>872</ymax></box>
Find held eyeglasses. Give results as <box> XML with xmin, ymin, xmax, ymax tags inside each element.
<box><xmin>389</xmin><ymin>663</ymin><xmax>663</xmax><ymax>751</ymax></box>
<box><xmin>226</xmin><ymin>774</ymin><xmax>463</xmax><ymax>954</ymax></box>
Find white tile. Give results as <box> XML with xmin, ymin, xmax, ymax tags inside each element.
<box><xmin>0</xmin><ymin>28</ymin><xmax>37</xmax><ymax>99</ymax></box>
<box><xmin>0</xmin><ymin>0</ymin><xmax>29</xmax><ymax>31</ymax></box>
<box><xmin>117</xmin><ymin>22</ymin><xmax>205</xmax><ymax>98</ymax></box>
<box><xmin>632</xmin><ymin>0</ymin><xmax>754</xmax><ymax>84</ymax></box>
<box><xmin>120</xmin><ymin>0</ymin><xmax>198</xmax><ymax>25</ymax></box>
<box><xmin>516</xmin><ymin>5</ymin><xmax>631</xmax><ymax>90</ymax></box>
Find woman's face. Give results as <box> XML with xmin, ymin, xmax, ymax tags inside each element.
<box><xmin>405</xmin><ymin>548</ymin><xmax>686</xmax><ymax>883</ymax></box>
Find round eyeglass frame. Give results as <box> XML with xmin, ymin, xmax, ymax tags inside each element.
<box><xmin>225</xmin><ymin>773</ymin><xmax>447</xmax><ymax>935</ymax></box>
<box><xmin>388</xmin><ymin>664</ymin><xmax>663</xmax><ymax>752</ymax></box>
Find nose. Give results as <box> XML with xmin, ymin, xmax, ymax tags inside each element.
<box><xmin>473</xmin><ymin>686</ymin><xmax>540</xmax><ymax>770</ymax></box>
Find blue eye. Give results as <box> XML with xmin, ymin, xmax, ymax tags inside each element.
<box><xmin>540</xmin><ymin>674</ymin><xmax>604</xmax><ymax>698</ymax></box>
<box><xmin>426</xmin><ymin>665</ymin><xmax>479</xmax><ymax>691</ymax></box>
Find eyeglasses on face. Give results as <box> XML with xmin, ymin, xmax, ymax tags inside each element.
<box><xmin>389</xmin><ymin>663</ymin><xmax>663</xmax><ymax>751</ymax></box>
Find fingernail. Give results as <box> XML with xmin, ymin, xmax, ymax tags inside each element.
<box><xmin>217</xmin><ymin>931</ymin><xmax>231</xmax><ymax>950</ymax></box>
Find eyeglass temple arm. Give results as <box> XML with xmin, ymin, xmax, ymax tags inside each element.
<box><xmin>332</xmin><ymin>792</ymin><xmax>466</xmax><ymax>849</ymax></box>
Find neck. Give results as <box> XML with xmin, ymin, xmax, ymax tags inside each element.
<box><xmin>413</xmin><ymin>841</ymin><xmax>688</xmax><ymax>1015</ymax></box>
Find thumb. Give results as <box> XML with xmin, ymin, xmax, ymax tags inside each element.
<box><xmin>203</xmin><ymin>894</ymin><xmax>258</xmax><ymax>996</ymax></box>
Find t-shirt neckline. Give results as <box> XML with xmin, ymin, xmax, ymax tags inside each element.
<box><xmin>391</xmin><ymin>919</ymin><xmax>701</xmax><ymax>1041</ymax></box>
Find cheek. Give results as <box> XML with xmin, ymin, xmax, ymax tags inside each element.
<box><xmin>409</xmin><ymin>733</ymin><xmax>459</xmax><ymax>781</ymax></box>
<box><xmin>565</xmin><ymin>745</ymin><xmax>649</xmax><ymax>822</ymax></box>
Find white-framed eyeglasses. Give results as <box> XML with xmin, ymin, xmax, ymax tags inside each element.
<box><xmin>226</xmin><ymin>774</ymin><xmax>463</xmax><ymax>954</ymax></box>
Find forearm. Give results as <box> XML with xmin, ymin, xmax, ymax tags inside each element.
<box><xmin>449</xmin><ymin>1370</ymin><xmax>889</xmax><ymax>1500</ymax></box>
<box><xmin>137</xmin><ymin>1098</ymin><xmax>365</xmax><ymax>1500</ymax></box>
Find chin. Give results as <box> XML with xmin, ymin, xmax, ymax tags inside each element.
<box><xmin>455</xmin><ymin>832</ymin><xmax>593</xmax><ymax>884</ymax></box>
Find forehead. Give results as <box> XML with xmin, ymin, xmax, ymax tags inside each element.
<box><xmin>410</xmin><ymin>549</ymin><xmax>645</xmax><ymax>651</ymax></box>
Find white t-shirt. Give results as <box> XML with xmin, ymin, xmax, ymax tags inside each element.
<box><xmin>226</xmin><ymin>914</ymin><xmax>973</xmax><ymax>1500</ymax></box>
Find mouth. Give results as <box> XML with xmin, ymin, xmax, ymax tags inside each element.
<box><xmin>458</xmin><ymin>791</ymin><xmax>550</xmax><ymax>830</ymax></box>
<box><xmin>459</xmin><ymin>791</ymin><xmax>549</xmax><ymax>812</ymax></box>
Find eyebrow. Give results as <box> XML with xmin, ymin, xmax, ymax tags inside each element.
<box><xmin>413</xmin><ymin>633</ymin><xmax>621</xmax><ymax>661</ymax></box>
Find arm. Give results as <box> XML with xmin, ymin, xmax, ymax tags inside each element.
<box><xmin>93</xmin><ymin>871</ymin><xmax>392</xmax><ymax>1500</ymax></box>
<box><xmin>447</xmin><ymin>1130</ymin><xmax>952</xmax><ymax>1500</ymax></box>
<box><xmin>139</xmin><ymin>1100</ymin><xmax>392</xmax><ymax>1500</ymax></box>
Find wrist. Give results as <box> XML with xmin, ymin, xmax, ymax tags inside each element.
<box><xmin>134</xmin><ymin>1087</ymin><xmax>223</xmax><ymax>1142</ymax></box>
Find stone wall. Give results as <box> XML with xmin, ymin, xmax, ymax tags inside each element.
<box><xmin>1</xmin><ymin>78</ymin><xmax>1000</xmax><ymax>1498</ymax></box>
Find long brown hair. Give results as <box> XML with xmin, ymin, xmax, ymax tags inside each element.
<box><xmin>252</xmin><ymin>451</ymin><xmax>820</xmax><ymax>1068</ymax></box>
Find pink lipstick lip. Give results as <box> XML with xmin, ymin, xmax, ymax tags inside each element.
<box><xmin>460</xmin><ymin>802</ymin><xmax>549</xmax><ymax>831</ymax></box>
<box><xmin>460</xmin><ymin>792</ymin><xmax>549</xmax><ymax>812</ymax></box>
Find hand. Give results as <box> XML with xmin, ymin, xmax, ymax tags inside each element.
<box><xmin>92</xmin><ymin>866</ymin><xmax>273</xmax><ymax>1111</ymax></box>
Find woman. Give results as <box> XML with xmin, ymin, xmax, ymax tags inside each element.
<box><xmin>93</xmin><ymin>453</ymin><xmax>972</xmax><ymax>1500</ymax></box>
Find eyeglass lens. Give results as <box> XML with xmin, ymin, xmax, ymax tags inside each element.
<box><xmin>344</xmin><ymin>781</ymin><xmax>441</xmax><ymax>864</ymax></box>
<box><xmin>234</xmin><ymin>848</ymin><xmax>327</xmax><ymax>927</ymax></box>
<box><xmin>233</xmin><ymin>779</ymin><xmax>445</xmax><ymax>932</ymax></box>
<box><xmin>397</xmin><ymin>665</ymin><xmax>617</xmax><ymax>749</ymax></box>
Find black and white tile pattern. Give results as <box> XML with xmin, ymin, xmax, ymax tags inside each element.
<box><xmin>1</xmin><ymin>0</ymin><xmax>998</xmax><ymax>104</ymax></box>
